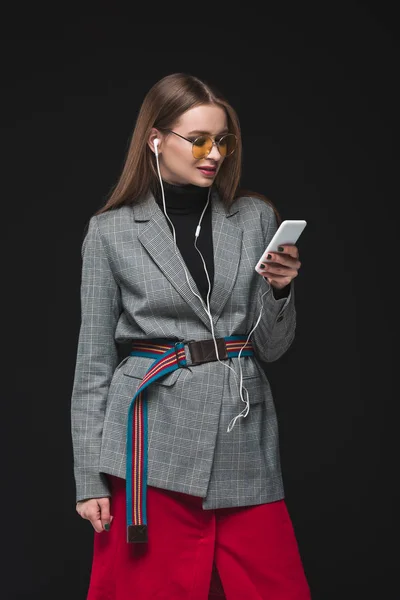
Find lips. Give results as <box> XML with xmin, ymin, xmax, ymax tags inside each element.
<box><xmin>197</xmin><ymin>166</ymin><xmax>217</xmax><ymax>175</ymax></box>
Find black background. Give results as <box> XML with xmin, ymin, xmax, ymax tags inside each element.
<box><xmin>2</xmin><ymin>2</ymin><xmax>398</xmax><ymax>598</ymax></box>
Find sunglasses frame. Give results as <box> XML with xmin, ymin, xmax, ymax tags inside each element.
<box><xmin>156</xmin><ymin>128</ymin><xmax>237</xmax><ymax>159</ymax></box>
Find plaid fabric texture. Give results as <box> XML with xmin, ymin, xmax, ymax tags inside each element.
<box><xmin>70</xmin><ymin>189</ymin><xmax>296</xmax><ymax>508</ymax></box>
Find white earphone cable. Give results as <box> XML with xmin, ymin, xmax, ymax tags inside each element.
<box><xmin>154</xmin><ymin>140</ymin><xmax>268</xmax><ymax>432</ymax></box>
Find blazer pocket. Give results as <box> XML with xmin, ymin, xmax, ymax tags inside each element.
<box><xmin>237</xmin><ymin>375</ymin><xmax>264</xmax><ymax>405</ymax></box>
<box><xmin>122</xmin><ymin>355</ymin><xmax>183</xmax><ymax>387</ymax></box>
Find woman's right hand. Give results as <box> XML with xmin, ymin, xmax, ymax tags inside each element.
<box><xmin>76</xmin><ymin>497</ymin><xmax>114</xmax><ymax>533</ymax></box>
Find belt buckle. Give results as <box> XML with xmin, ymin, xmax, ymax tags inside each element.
<box><xmin>188</xmin><ymin>338</ymin><xmax>228</xmax><ymax>365</ymax></box>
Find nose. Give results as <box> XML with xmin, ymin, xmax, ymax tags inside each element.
<box><xmin>207</xmin><ymin>142</ymin><xmax>222</xmax><ymax>161</ymax></box>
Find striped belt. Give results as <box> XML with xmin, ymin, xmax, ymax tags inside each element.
<box><xmin>125</xmin><ymin>335</ymin><xmax>254</xmax><ymax>544</ymax></box>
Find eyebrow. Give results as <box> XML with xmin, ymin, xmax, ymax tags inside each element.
<box><xmin>186</xmin><ymin>129</ymin><xmax>229</xmax><ymax>135</ymax></box>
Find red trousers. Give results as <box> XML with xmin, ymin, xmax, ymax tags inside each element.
<box><xmin>87</xmin><ymin>475</ymin><xmax>311</xmax><ymax>599</ymax></box>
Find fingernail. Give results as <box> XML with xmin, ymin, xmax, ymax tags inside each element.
<box><xmin>104</xmin><ymin>523</ymin><xmax>110</xmax><ymax>531</ymax></box>
<box><xmin>277</xmin><ymin>246</ymin><xmax>284</xmax><ymax>252</ymax></box>
<box><xmin>259</xmin><ymin>263</ymin><xmax>265</xmax><ymax>269</ymax></box>
<box><xmin>267</xmin><ymin>254</ymin><xmax>272</xmax><ymax>259</ymax></box>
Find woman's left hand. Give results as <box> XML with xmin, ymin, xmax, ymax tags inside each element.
<box><xmin>257</xmin><ymin>244</ymin><xmax>302</xmax><ymax>290</ymax></box>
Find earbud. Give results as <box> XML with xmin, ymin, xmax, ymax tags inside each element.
<box><xmin>154</xmin><ymin>138</ymin><xmax>159</xmax><ymax>156</ymax></box>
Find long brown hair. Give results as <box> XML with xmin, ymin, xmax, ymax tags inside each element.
<box><xmin>94</xmin><ymin>72</ymin><xmax>281</xmax><ymax>223</ymax></box>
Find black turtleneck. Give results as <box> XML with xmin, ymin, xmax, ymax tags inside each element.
<box><xmin>154</xmin><ymin>181</ymin><xmax>290</xmax><ymax>303</ymax></box>
<box><xmin>155</xmin><ymin>181</ymin><xmax>214</xmax><ymax>303</ymax></box>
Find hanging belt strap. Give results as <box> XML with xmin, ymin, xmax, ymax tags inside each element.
<box><xmin>125</xmin><ymin>335</ymin><xmax>254</xmax><ymax>544</ymax></box>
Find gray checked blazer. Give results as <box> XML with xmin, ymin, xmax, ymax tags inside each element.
<box><xmin>70</xmin><ymin>187</ymin><xmax>297</xmax><ymax>509</ymax></box>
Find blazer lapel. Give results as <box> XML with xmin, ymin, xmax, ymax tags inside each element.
<box><xmin>134</xmin><ymin>188</ymin><xmax>243</xmax><ymax>331</ymax></box>
<box><xmin>209</xmin><ymin>189</ymin><xmax>243</xmax><ymax>324</ymax></box>
<box><xmin>134</xmin><ymin>191</ymin><xmax>213</xmax><ymax>331</ymax></box>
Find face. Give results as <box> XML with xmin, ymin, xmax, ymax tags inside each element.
<box><xmin>150</xmin><ymin>104</ymin><xmax>229</xmax><ymax>187</ymax></box>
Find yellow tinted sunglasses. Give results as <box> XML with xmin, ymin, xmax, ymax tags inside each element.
<box><xmin>158</xmin><ymin>129</ymin><xmax>237</xmax><ymax>159</ymax></box>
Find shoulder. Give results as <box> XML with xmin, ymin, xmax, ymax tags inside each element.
<box><xmin>232</xmin><ymin>194</ymin><xmax>274</xmax><ymax>214</ymax></box>
<box><xmin>82</xmin><ymin>205</ymin><xmax>132</xmax><ymax>251</ymax></box>
<box><xmin>95</xmin><ymin>204</ymin><xmax>133</xmax><ymax>229</ymax></box>
<box><xmin>230</xmin><ymin>192</ymin><xmax>279</xmax><ymax>227</ymax></box>
<box><xmin>84</xmin><ymin>205</ymin><xmax>133</xmax><ymax>241</ymax></box>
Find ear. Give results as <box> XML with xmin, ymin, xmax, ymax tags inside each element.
<box><xmin>148</xmin><ymin>128</ymin><xmax>161</xmax><ymax>155</ymax></box>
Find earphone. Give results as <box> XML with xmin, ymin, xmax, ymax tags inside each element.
<box><xmin>153</xmin><ymin>133</ymin><xmax>271</xmax><ymax>431</ymax></box>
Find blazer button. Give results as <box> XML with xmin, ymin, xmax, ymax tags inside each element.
<box><xmin>277</xmin><ymin>315</ymin><xmax>284</xmax><ymax>322</ymax></box>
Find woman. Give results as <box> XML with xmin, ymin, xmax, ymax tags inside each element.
<box><xmin>71</xmin><ymin>72</ymin><xmax>311</xmax><ymax>599</ymax></box>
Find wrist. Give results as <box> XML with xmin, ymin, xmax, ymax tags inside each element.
<box><xmin>272</xmin><ymin>283</ymin><xmax>290</xmax><ymax>299</ymax></box>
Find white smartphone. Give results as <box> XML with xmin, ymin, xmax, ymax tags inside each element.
<box><xmin>255</xmin><ymin>219</ymin><xmax>307</xmax><ymax>273</ymax></box>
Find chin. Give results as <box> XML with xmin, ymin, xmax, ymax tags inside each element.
<box><xmin>196</xmin><ymin>180</ymin><xmax>213</xmax><ymax>187</ymax></box>
<box><xmin>192</xmin><ymin>173</ymin><xmax>214</xmax><ymax>187</ymax></box>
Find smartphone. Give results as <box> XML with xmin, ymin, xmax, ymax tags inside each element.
<box><xmin>255</xmin><ymin>219</ymin><xmax>307</xmax><ymax>273</ymax></box>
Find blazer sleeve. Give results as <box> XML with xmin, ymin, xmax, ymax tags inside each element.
<box><xmin>251</xmin><ymin>203</ymin><xmax>297</xmax><ymax>363</ymax></box>
<box><xmin>70</xmin><ymin>215</ymin><xmax>122</xmax><ymax>503</ymax></box>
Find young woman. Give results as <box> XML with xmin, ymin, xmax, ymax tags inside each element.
<box><xmin>71</xmin><ymin>72</ymin><xmax>311</xmax><ymax>599</ymax></box>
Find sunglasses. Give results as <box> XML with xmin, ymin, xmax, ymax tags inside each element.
<box><xmin>157</xmin><ymin>129</ymin><xmax>237</xmax><ymax>159</ymax></box>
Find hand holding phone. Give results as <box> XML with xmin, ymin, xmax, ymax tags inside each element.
<box><xmin>255</xmin><ymin>219</ymin><xmax>307</xmax><ymax>273</ymax></box>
